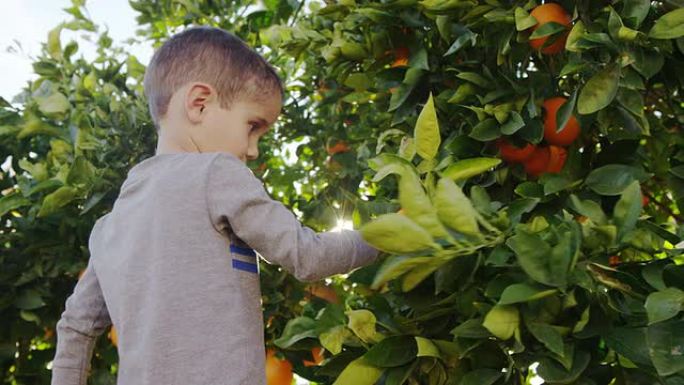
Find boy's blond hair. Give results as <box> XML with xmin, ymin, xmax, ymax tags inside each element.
<box><xmin>143</xmin><ymin>26</ymin><xmax>284</xmax><ymax>131</ymax></box>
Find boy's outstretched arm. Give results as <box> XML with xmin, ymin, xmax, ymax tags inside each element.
<box><xmin>207</xmin><ymin>153</ymin><xmax>379</xmax><ymax>282</ymax></box>
<box><xmin>51</xmin><ymin>259</ymin><xmax>111</xmax><ymax>385</ymax></box>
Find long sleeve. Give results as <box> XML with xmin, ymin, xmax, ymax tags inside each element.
<box><xmin>206</xmin><ymin>153</ymin><xmax>378</xmax><ymax>282</ymax></box>
<box><xmin>51</xmin><ymin>259</ymin><xmax>111</xmax><ymax>385</ymax></box>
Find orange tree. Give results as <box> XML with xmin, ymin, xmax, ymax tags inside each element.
<box><xmin>1</xmin><ymin>0</ymin><xmax>683</xmax><ymax>384</ymax></box>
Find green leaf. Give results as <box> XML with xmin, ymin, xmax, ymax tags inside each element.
<box><xmin>500</xmin><ymin>111</ymin><xmax>524</xmax><ymax>135</ymax></box>
<box><xmin>398</xmin><ymin>172</ymin><xmax>449</xmax><ymax>238</ymax></box>
<box><xmin>415</xmin><ymin>337</ymin><xmax>440</xmax><ymax>358</ymax></box>
<box><xmin>613</xmin><ymin>181</ymin><xmax>642</xmax><ymax>239</ymax></box>
<box><xmin>340</xmin><ymin>41</ymin><xmax>368</xmax><ymax>61</ymax></box>
<box><xmin>344</xmin><ymin>73</ymin><xmax>371</xmax><ymax>92</ymax></box>
<box><xmin>434</xmin><ymin>178</ymin><xmax>480</xmax><ymax>236</ymax></box>
<box><xmin>320</xmin><ymin>325</ymin><xmax>352</xmax><ymax>355</ymax></box>
<box><xmin>458</xmin><ymin>369</ymin><xmax>502</xmax><ymax>385</ymax></box>
<box><xmin>585</xmin><ymin>165</ymin><xmax>648</xmax><ymax>196</ymax></box>
<box><xmin>515</xmin><ymin>7</ymin><xmax>537</xmax><ymax>31</ymax></box>
<box><xmin>537</xmin><ymin>349</ymin><xmax>590</xmax><ymax>384</ymax></box>
<box><xmin>371</xmin><ymin>255</ymin><xmax>433</xmax><ymax>289</ymax></box>
<box><xmin>645</xmin><ymin>288</ymin><xmax>684</xmax><ymax>325</ymax></box>
<box><xmin>569</xmin><ymin>195</ymin><xmax>608</xmax><ymax>224</ymax></box>
<box><xmin>578</xmin><ymin>64</ymin><xmax>620</xmax><ymax>115</ymax></box>
<box><xmin>447</xmin><ymin>83</ymin><xmax>477</xmax><ymax>104</ymax></box>
<box><xmin>401</xmin><ymin>259</ymin><xmax>445</xmax><ymax>292</ymax></box>
<box><xmin>506</xmin><ymin>231</ymin><xmax>554</xmax><ymax>286</ymax></box>
<box><xmin>360</xmin><ymin>213</ymin><xmax>438</xmax><ymax>254</ymax></box>
<box><xmin>414</xmin><ymin>93</ymin><xmax>440</xmax><ymax>160</ymax></box>
<box><xmin>442</xmin><ymin>157</ymin><xmax>501</xmax><ymax>181</ymax></box>
<box><xmin>273</xmin><ymin>317</ymin><xmax>317</xmax><ymax>348</ymax></box>
<box><xmin>646</xmin><ymin>320</ymin><xmax>684</xmax><ymax>376</ymax></box>
<box><xmin>605</xmin><ymin>327</ymin><xmax>652</xmax><ymax>366</ymax></box>
<box><xmin>389</xmin><ymin>68</ymin><xmax>423</xmax><ymax>112</ymax></box>
<box><xmin>556</xmin><ymin>89</ymin><xmax>578</xmax><ymax>134</ymax></box>
<box><xmin>384</xmin><ymin>361</ymin><xmax>418</xmax><ymax>385</ymax></box>
<box><xmin>456</xmin><ymin>72</ymin><xmax>492</xmax><ymax>88</ymax></box>
<box><xmin>37</xmin><ymin>186</ymin><xmax>79</xmax><ymax>217</ymax></box>
<box><xmin>346</xmin><ymin>309</ymin><xmax>378</xmax><ymax>343</ymax></box>
<box><xmin>47</xmin><ymin>25</ymin><xmax>63</xmax><ymax>60</ymax></box>
<box><xmin>621</xmin><ymin>0</ymin><xmax>650</xmax><ymax>29</ymax></box>
<box><xmin>529</xmin><ymin>21</ymin><xmax>567</xmax><ymax>39</ymax></box>
<box><xmin>450</xmin><ymin>318</ymin><xmax>491</xmax><ymax>338</ymax></box>
<box><xmin>0</xmin><ymin>193</ymin><xmax>32</xmax><ymax>217</ymax></box>
<box><xmin>527</xmin><ymin>322</ymin><xmax>564</xmax><ymax>357</ymax></box>
<box><xmin>565</xmin><ymin>21</ymin><xmax>586</xmax><ymax>52</ymax></box>
<box><xmin>14</xmin><ymin>290</ymin><xmax>45</xmax><ymax>310</ymax></box>
<box><xmin>631</xmin><ymin>47</ymin><xmax>664</xmax><ymax>79</ymax></box>
<box><xmin>649</xmin><ymin>8</ymin><xmax>684</xmax><ymax>39</ymax></box>
<box><xmin>483</xmin><ymin>305</ymin><xmax>519</xmax><ymax>340</ymax></box>
<box><xmin>333</xmin><ymin>357</ymin><xmax>383</xmax><ymax>385</ymax></box>
<box><xmin>498</xmin><ymin>283</ymin><xmax>557</xmax><ymax>305</ymax></box>
<box><xmin>469</xmin><ymin>118</ymin><xmax>499</xmax><ymax>141</ymax></box>
<box><xmin>37</xmin><ymin>92</ymin><xmax>70</xmax><ymax>115</ymax></box>
<box><xmin>363</xmin><ymin>336</ymin><xmax>417</xmax><ymax>367</ymax></box>
<box><xmin>443</xmin><ymin>24</ymin><xmax>477</xmax><ymax>55</ymax></box>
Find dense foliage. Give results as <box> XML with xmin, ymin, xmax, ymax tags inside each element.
<box><xmin>1</xmin><ymin>0</ymin><xmax>683</xmax><ymax>384</ymax></box>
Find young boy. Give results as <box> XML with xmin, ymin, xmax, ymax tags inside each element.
<box><xmin>51</xmin><ymin>26</ymin><xmax>378</xmax><ymax>385</ymax></box>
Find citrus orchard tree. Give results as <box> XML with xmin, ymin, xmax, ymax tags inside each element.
<box><xmin>1</xmin><ymin>0</ymin><xmax>683</xmax><ymax>384</ymax></box>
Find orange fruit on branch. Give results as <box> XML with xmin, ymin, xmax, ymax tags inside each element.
<box><xmin>543</xmin><ymin>97</ymin><xmax>580</xmax><ymax>146</ymax></box>
<box><xmin>109</xmin><ymin>326</ymin><xmax>118</xmax><ymax>347</ymax></box>
<box><xmin>305</xmin><ymin>282</ymin><xmax>340</xmax><ymax>304</ymax></box>
<box><xmin>266</xmin><ymin>348</ymin><xmax>293</xmax><ymax>385</ymax></box>
<box><xmin>529</xmin><ymin>3</ymin><xmax>572</xmax><ymax>55</ymax></box>
<box><xmin>391</xmin><ymin>46</ymin><xmax>409</xmax><ymax>67</ymax></box>
<box><xmin>326</xmin><ymin>139</ymin><xmax>350</xmax><ymax>155</ymax></box>
<box><xmin>496</xmin><ymin>139</ymin><xmax>536</xmax><ymax>163</ymax></box>
<box><xmin>523</xmin><ymin>145</ymin><xmax>567</xmax><ymax>177</ymax></box>
<box><xmin>303</xmin><ymin>346</ymin><xmax>325</xmax><ymax>367</ymax></box>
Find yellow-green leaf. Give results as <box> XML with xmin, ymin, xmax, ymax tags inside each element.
<box><xmin>414</xmin><ymin>93</ymin><xmax>440</xmax><ymax>160</ymax></box>
<box><xmin>346</xmin><ymin>309</ymin><xmax>378</xmax><ymax>343</ymax></box>
<box><xmin>649</xmin><ymin>8</ymin><xmax>684</xmax><ymax>40</ymax></box>
<box><xmin>434</xmin><ymin>178</ymin><xmax>480</xmax><ymax>235</ymax></box>
<box><xmin>47</xmin><ymin>25</ymin><xmax>63</xmax><ymax>60</ymax></box>
<box><xmin>360</xmin><ymin>213</ymin><xmax>438</xmax><ymax>254</ymax></box>
<box><xmin>333</xmin><ymin>357</ymin><xmax>384</xmax><ymax>385</ymax></box>
<box><xmin>442</xmin><ymin>157</ymin><xmax>501</xmax><ymax>181</ymax></box>
<box><xmin>483</xmin><ymin>305</ymin><xmax>519</xmax><ymax>340</ymax></box>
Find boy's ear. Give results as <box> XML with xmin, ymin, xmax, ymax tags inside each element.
<box><xmin>185</xmin><ymin>82</ymin><xmax>215</xmax><ymax>124</ymax></box>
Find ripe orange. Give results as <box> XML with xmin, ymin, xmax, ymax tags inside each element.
<box><xmin>609</xmin><ymin>255</ymin><xmax>621</xmax><ymax>267</ymax></box>
<box><xmin>529</xmin><ymin>3</ymin><xmax>572</xmax><ymax>55</ymax></box>
<box><xmin>642</xmin><ymin>194</ymin><xmax>649</xmax><ymax>207</ymax></box>
<box><xmin>546</xmin><ymin>145</ymin><xmax>568</xmax><ymax>173</ymax></box>
<box><xmin>496</xmin><ymin>139</ymin><xmax>536</xmax><ymax>163</ymax></box>
<box><xmin>524</xmin><ymin>145</ymin><xmax>567</xmax><ymax>177</ymax></box>
<box><xmin>305</xmin><ymin>283</ymin><xmax>340</xmax><ymax>304</ymax></box>
<box><xmin>391</xmin><ymin>46</ymin><xmax>409</xmax><ymax>67</ymax></box>
<box><xmin>303</xmin><ymin>346</ymin><xmax>325</xmax><ymax>367</ymax></box>
<box><xmin>109</xmin><ymin>326</ymin><xmax>118</xmax><ymax>347</ymax></box>
<box><xmin>523</xmin><ymin>147</ymin><xmax>550</xmax><ymax>177</ymax></box>
<box><xmin>266</xmin><ymin>348</ymin><xmax>293</xmax><ymax>385</ymax></box>
<box><xmin>326</xmin><ymin>140</ymin><xmax>350</xmax><ymax>155</ymax></box>
<box><xmin>43</xmin><ymin>327</ymin><xmax>54</xmax><ymax>340</ymax></box>
<box><xmin>543</xmin><ymin>97</ymin><xmax>580</xmax><ymax>146</ymax></box>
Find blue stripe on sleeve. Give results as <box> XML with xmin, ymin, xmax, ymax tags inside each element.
<box><xmin>230</xmin><ymin>245</ymin><xmax>257</xmax><ymax>258</ymax></box>
<box><xmin>232</xmin><ymin>259</ymin><xmax>258</xmax><ymax>274</ymax></box>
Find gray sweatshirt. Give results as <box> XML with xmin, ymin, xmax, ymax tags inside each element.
<box><xmin>50</xmin><ymin>151</ymin><xmax>378</xmax><ymax>385</ymax></box>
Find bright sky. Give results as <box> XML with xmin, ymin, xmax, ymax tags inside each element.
<box><xmin>1</xmin><ymin>0</ymin><xmax>153</xmax><ymax>102</ymax></box>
